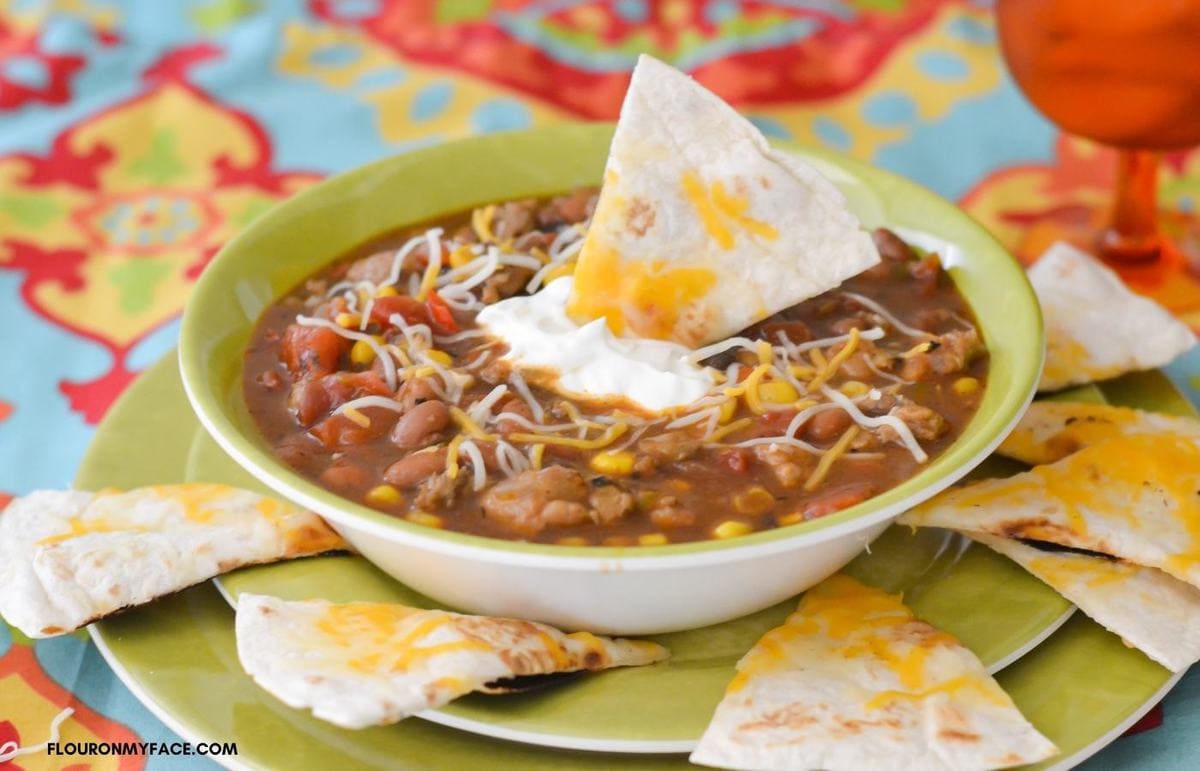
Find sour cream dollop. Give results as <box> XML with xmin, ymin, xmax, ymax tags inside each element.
<box><xmin>476</xmin><ymin>277</ymin><xmax>715</xmax><ymax>411</ymax></box>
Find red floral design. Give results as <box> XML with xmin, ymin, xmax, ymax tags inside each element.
<box><xmin>312</xmin><ymin>0</ymin><xmax>943</xmax><ymax>118</ymax></box>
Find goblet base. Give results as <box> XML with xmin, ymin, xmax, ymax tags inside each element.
<box><xmin>1010</xmin><ymin>206</ymin><xmax>1200</xmax><ymax>332</ymax></box>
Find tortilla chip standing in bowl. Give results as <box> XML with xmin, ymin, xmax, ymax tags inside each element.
<box><xmin>567</xmin><ymin>55</ymin><xmax>880</xmax><ymax>347</ymax></box>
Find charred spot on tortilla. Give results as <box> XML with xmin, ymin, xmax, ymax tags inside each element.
<box><xmin>480</xmin><ymin>671</ymin><xmax>586</xmax><ymax>695</ymax></box>
<box><xmin>1018</xmin><ymin>538</ymin><xmax>1118</xmax><ymax>562</ymax></box>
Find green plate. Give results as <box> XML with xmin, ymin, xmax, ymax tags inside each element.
<box><xmin>82</xmin><ymin>354</ymin><xmax>1184</xmax><ymax>769</ymax></box>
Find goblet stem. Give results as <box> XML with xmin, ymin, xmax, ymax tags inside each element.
<box><xmin>1098</xmin><ymin>149</ymin><xmax>1162</xmax><ymax>262</ymax></box>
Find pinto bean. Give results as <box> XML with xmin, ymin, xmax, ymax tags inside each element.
<box><xmin>391</xmin><ymin>400</ymin><xmax>450</xmax><ymax>448</ymax></box>
<box><xmin>384</xmin><ymin>448</ymin><xmax>448</xmax><ymax>488</ymax></box>
<box><xmin>320</xmin><ymin>464</ymin><xmax>369</xmax><ymax>492</ymax></box>
<box><xmin>804</xmin><ymin>408</ymin><xmax>852</xmax><ymax>443</ymax></box>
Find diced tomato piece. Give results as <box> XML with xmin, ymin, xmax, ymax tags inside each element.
<box><xmin>281</xmin><ymin>324</ymin><xmax>347</xmax><ymax>379</ymax></box>
<box><xmin>800</xmin><ymin>483</ymin><xmax>875</xmax><ymax>521</ymax></box>
<box><xmin>309</xmin><ymin>408</ymin><xmax>398</xmax><ymax>448</ymax></box>
<box><xmin>369</xmin><ymin>295</ymin><xmax>428</xmax><ymax>327</ymax></box>
<box><xmin>323</xmin><ymin>371</ymin><xmax>390</xmax><ymax>406</ymax></box>
<box><xmin>425</xmin><ymin>291</ymin><xmax>459</xmax><ymax>334</ymax></box>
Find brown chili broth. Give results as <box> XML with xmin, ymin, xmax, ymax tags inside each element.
<box><xmin>243</xmin><ymin>200</ymin><xmax>989</xmax><ymax>545</ymax></box>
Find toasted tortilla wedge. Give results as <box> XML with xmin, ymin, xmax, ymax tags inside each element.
<box><xmin>900</xmin><ymin>433</ymin><xmax>1200</xmax><ymax>589</ymax></box>
<box><xmin>997</xmin><ymin>400</ymin><xmax>1200</xmax><ymax>465</ymax></box>
<box><xmin>566</xmin><ymin>55</ymin><xmax>879</xmax><ymax>347</ymax></box>
<box><xmin>0</xmin><ymin>485</ymin><xmax>344</xmax><ymax>638</ymax></box>
<box><xmin>971</xmin><ymin>533</ymin><xmax>1200</xmax><ymax>672</ymax></box>
<box><xmin>235</xmin><ymin>593</ymin><xmax>669</xmax><ymax>729</ymax></box>
<box><xmin>690</xmin><ymin>574</ymin><xmax>1056</xmax><ymax>771</ymax></box>
<box><xmin>1030</xmin><ymin>242</ymin><xmax>1194</xmax><ymax>392</ymax></box>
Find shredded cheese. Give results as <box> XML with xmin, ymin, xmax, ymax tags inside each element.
<box><xmin>445</xmin><ymin>435</ymin><xmax>465</xmax><ymax>480</ymax></box>
<box><xmin>687</xmin><ymin>336</ymin><xmax>759</xmax><ymax>364</ymax></box>
<box><xmin>458</xmin><ymin>440</ymin><xmax>488</xmax><ymax>491</ymax></box>
<box><xmin>295</xmin><ymin>315</ymin><xmax>397</xmax><ymax>390</ymax></box>
<box><xmin>414</xmin><ymin>228</ymin><xmax>444</xmax><ymax>301</ymax></box>
<box><xmin>820</xmin><ymin>385</ymin><xmax>928</xmax><ymax>463</ymax></box>
<box><xmin>842</xmin><ymin>292</ymin><xmax>933</xmax><ymax>339</ymax></box>
<box><xmin>471</xmin><ymin>205</ymin><xmax>497</xmax><ymax>243</ymax></box>
<box><xmin>449</xmin><ymin>406</ymin><xmax>495</xmax><ymax>439</ymax></box>
<box><xmin>708</xmin><ymin>417</ymin><xmax>752</xmax><ymax>442</ymax></box>
<box><xmin>508</xmin><ymin>369</ymin><xmax>545</xmax><ymax>423</ymax></box>
<box><xmin>508</xmin><ymin>423</ymin><xmax>629</xmax><ymax>449</ymax></box>
<box><xmin>807</xmin><ymin>327</ymin><xmax>860</xmax><ymax>391</ymax></box>
<box><xmin>804</xmin><ymin>425</ymin><xmax>860</xmax><ymax>491</ymax></box>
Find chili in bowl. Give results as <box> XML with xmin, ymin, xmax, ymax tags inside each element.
<box><xmin>179</xmin><ymin>125</ymin><xmax>1042</xmax><ymax>634</ymax></box>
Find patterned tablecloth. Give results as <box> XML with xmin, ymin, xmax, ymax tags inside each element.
<box><xmin>3</xmin><ymin>1</ymin><xmax>1200</xmax><ymax>768</ymax></box>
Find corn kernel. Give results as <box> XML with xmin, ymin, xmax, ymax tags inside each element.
<box><xmin>350</xmin><ymin>339</ymin><xmax>377</xmax><ymax>366</ymax></box>
<box><xmin>668</xmin><ymin>478</ymin><xmax>692</xmax><ymax>493</ymax></box>
<box><xmin>840</xmin><ymin>380</ymin><xmax>870</xmax><ymax>397</ymax></box>
<box><xmin>365</xmin><ymin>484</ymin><xmax>403</xmax><ymax>507</ymax></box>
<box><xmin>448</xmin><ymin>244</ymin><xmax>476</xmax><ymax>268</ymax></box>
<box><xmin>712</xmin><ymin>520</ymin><xmax>754</xmax><ymax>539</ymax></box>
<box><xmin>719</xmin><ymin>398</ymin><xmax>738</xmax><ymax>424</ymax></box>
<box><xmin>953</xmin><ymin>377</ymin><xmax>980</xmax><ymax>395</ymax></box>
<box><xmin>424</xmin><ymin>349</ymin><xmax>453</xmax><ymax>367</ymax></box>
<box><xmin>733</xmin><ymin>486</ymin><xmax>776</xmax><ymax>516</ymax></box>
<box><xmin>589</xmin><ymin>450</ymin><xmax>636</xmax><ymax>476</ymax></box>
<box><xmin>636</xmin><ymin>491</ymin><xmax>659</xmax><ymax>511</ymax></box>
<box><xmin>406</xmin><ymin>511</ymin><xmax>444</xmax><ymax>528</ymax></box>
<box><xmin>638</xmin><ymin>533</ymin><xmax>669</xmax><ymax>546</ymax></box>
<box><xmin>375</xmin><ymin>285</ymin><xmax>399</xmax><ymax>298</ymax></box>
<box><xmin>335</xmin><ymin>312</ymin><xmax>360</xmax><ymax>329</ymax></box>
<box><xmin>758</xmin><ymin>381</ymin><xmax>799</xmax><ymax>405</ymax></box>
<box><xmin>557</xmin><ymin>536</ymin><xmax>588</xmax><ymax>546</ymax></box>
<box><xmin>777</xmin><ymin>511</ymin><xmax>805</xmax><ymax>527</ymax></box>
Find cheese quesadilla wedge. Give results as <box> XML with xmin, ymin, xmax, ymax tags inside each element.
<box><xmin>0</xmin><ymin>485</ymin><xmax>344</xmax><ymax>638</ymax></box>
<box><xmin>1030</xmin><ymin>242</ymin><xmax>1195</xmax><ymax>392</ymax></box>
<box><xmin>690</xmin><ymin>574</ymin><xmax>1056</xmax><ymax>771</ymax></box>
<box><xmin>899</xmin><ymin>433</ymin><xmax>1200</xmax><ymax>588</ymax></box>
<box><xmin>566</xmin><ymin>55</ymin><xmax>879</xmax><ymax>347</ymax></box>
<box><xmin>970</xmin><ymin>533</ymin><xmax>1200</xmax><ymax>672</ymax></box>
<box><xmin>235</xmin><ymin>593</ymin><xmax>669</xmax><ymax>729</ymax></box>
<box><xmin>997</xmin><ymin>400</ymin><xmax>1200</xmax><ymax>465</ymax></box>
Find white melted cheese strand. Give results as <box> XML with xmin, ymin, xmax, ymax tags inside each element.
<box><xmin>477</xmin><ymin>277</ymin><xmax>714</xmax><ymax>412</ymax></box>
<box><xmin>820</xmin><ymin>385</ymin><xmax>927</xmax><ymax>463</ymax></box>
<box><xmin>841</xmin><ymin>293</ymin><xmax>931</xmax><ymax>339</ymax></box>
<box><xmin>508</xmin><ymin>369</ymin><xmax>545</xmax><ymax>423</ymax></box>
<box><xmin>457</xmin><ymin>440</ymin><xmax>488</xmax><ymax>491</ymax></box>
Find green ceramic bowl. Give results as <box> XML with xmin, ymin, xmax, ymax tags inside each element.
<box><xmin>179</xmin><ymin>123</ymin><xmax>1043</xmax><ymax>634</ymax></box>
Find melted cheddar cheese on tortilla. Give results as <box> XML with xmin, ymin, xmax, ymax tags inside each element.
<box><xmin>690</xmin><ymin>574</ymin><xmax>1056</xmax><ymax>771</ymax></box>
<box><xmin>0</xmin><ymin>485</ymin><xmax>344</xmax><ymax>638</ymax></box>
<box><xmin>997</xmin><ymin>400</ymin><xmax>1200</xmax><ymax>466</ymax></box>
<box><xmin>235</xmin><ymin>593</ymin><xmax>669</xmax><ymax>729</ymax></box>
<box><xmin>1030</xmin><ymin>243</ymin><xmax>1195</xmax><ymax>392</ymax></box>
<box><xmin>567</xmin><ymin>55</ymin><xmax>879</xmax><ymax>347</ymax></box>
<box><xmin>971</xmin><ymin>534</ymin><xmax>1200</xmax><ymax>672</ymax></box>
<box><xmin>901</xmin><ymin>433</ymin><xmax>1200</xmax><ymax>588</ymax></box>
